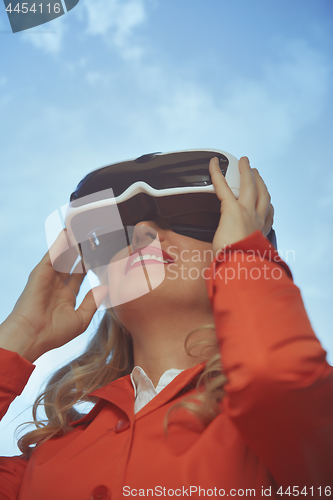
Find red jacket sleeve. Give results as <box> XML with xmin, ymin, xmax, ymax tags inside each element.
<box><xmin>0</xmin><ymin>348</ymin><xmax>35</xmax><ymax>499</ymax></box>
<box><xmin>207</xmin><ymin>230</ymin><xmax>333</xmax><ymax>489</ymax></box>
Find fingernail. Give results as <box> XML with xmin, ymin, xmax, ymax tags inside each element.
<box><xmin>244</xmin><ymin>156</ymin><xmax>250</xmax><ymax>164</ymax></box>
<box><xmin>212</xmin><ymin>157</ymin><xmax>219</xmax><ymax>166</ymax></box>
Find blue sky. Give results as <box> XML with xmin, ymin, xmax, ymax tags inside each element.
<box><xmin>1</xmin><ymin>0</ymin><xmax>332</xmax><ymax>455</ymax></box>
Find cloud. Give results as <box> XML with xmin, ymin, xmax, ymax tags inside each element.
<box><xmin>81</xmin><ymin>0</ymin><xmax>150</xmax><ymax>59</ymax></box>
<box><xmin>86</xmin><ymin>71</ymin><xmax>104</xmax><ymax>86</ymax></box>
<box><xmin>152</xmin><ymin>39</ymin><xmax>330</xmax><ymax>158</ymax></box>
<box><xmin>18</xmin><ymin>0</ymin><xmax>151</xmax><ymax>58</ymax></box>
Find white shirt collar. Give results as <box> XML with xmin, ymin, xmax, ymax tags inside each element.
<box><xmin>130</xmin><ymin>366</ymin><xmax>184</xmax><ymax>414</ymax></box>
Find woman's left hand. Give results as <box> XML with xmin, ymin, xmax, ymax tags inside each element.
<box><xmin>209</xmin><ymin>156</ymin><xmax>274</xmax><ymax>254</ymax></box>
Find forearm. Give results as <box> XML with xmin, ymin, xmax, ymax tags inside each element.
<box><xmin>0</xmin><ymin>349</ymin><xmax>31</xmax><ymax>498</ymax></box>
<box><xmin>208</xmin><ymin>231</ymin><xmax>333</xmax><ymax>486</ymax></box>
<box><xmin>0</xmin><ymin>348</ymin><xmax>35</xmax><ymax>421</ymax></box>
<box><xmin>208</xmin><ymin>231</ymin><xmax>326</xmax><ymax>384</ymax></box>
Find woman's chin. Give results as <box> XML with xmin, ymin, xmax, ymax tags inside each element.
<box><xmin>108</xmin><ymin>262</ymin><xmax>166</xmax><ymax>307</ymax></box>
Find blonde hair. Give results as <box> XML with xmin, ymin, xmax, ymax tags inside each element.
<box><xmin>17</xmin><ymin>312</ymin><xmax>226</xmax><ymax>458</ymax></box>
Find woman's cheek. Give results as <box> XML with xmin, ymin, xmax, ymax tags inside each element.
<box><xmin>166</xmin><ymin>263</ymin><xmax>178</xmax><ymax>280</ymax></box>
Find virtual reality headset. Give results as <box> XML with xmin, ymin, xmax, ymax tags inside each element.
<box><xmin>46</xmin><ymin>149</ymin><xmax>277</xmax><ymax>279</ymax></box>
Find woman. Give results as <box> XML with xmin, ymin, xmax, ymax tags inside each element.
<box><xmin>0</xmin><ymin>155</ymin><xmax>332</xmax><ymax>500</ymax></box>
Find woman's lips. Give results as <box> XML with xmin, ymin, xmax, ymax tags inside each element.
<box><xmin>124</xmin><ymin>247</ymin><xmax>175</xmax><ymax>275</ymax></box>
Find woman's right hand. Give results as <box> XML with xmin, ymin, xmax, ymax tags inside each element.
<box><xmin>0</xmin><ymin>231</ymin><xmax>108</xmax><ymax>363</ymax></box>
<box><xmin>209</xmin><ymin>156</ymin><xmax>274</xmax><ymax>253</ymax></box>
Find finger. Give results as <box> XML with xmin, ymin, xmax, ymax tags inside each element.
<box><xmin>252</xmin><ymin>169</ymin><xmax>271</xmax><ymax>220</ymax></box>
<box><xmin>48</xmin><ymin>229</ymin><xmax>81</xmax><ymax>280</ymax></box>
<box><xmin>264</xmin><ymin>204</ymin><xmax>274</xmax><ymax>236</ymax></box>
<box><xmin>209</xmin><ymin>157</ymin><xmax>237</xmax><ymax>204</ymax></box>
<box><xmin>46</xmin><ymin>229</ymin><xmax>70</xmax><ymax>267</ymax></box>
<box><xmin>36</xmin><ymin>231</ymin><xmax>80</xmax><ymax>285</ymax></box>
<box><xmin>75</xmin><ymin>286</ymin><xmax>109</xmax><ymax>332</ymax></box>
<box><xmin>66</xmin><ymin>259</ymin><xmax>86</xmax><ymax>296</ymax></box>
<box><xmin>237</xmin><ymin>157</ymin><xmax>258</xmax><ymax>208</ymax></box>
<box><xmin>237</xmin><ymin>157</ymin><xmax>257</xmax><ymax>207</ymax></box>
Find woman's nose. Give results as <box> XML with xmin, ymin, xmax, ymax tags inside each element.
<box><xmin>131</xmin><ymin>221</ymin><xmax>164</xmax><ymax>251</ymax></box>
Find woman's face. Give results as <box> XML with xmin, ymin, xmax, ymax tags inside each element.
<box><xmin>106</xmin><ymin>218</ymin><xmax>214</xmax><ymax>322</ymax></box>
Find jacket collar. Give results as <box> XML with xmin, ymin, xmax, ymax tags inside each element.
<box><xmin>70</xmin><ymin>363</ymin><xmax>205</xmax><ymax>426</ymax></box>
<box><xmin>133</xmin><ymin>362</ymin><xmax>205</xmax><ymax>420</ymax></box>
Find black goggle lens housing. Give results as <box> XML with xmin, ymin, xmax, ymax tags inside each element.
<box><xmin>70</xmin><ymin>192</ymin><xmax>222</xmax><ymax>270</ymax></box>
<box><xmin>68</xmin><ymin>151</ymin><xmax>276</xmax><ymax>272</ymax></box>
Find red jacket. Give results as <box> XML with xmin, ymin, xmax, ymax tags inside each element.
<box><xmin>0</xmin><ymin>232</ymin><xmax>332</xmax><ymax>500</ymax></box>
